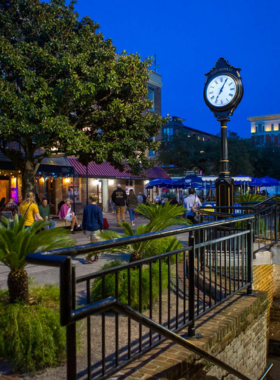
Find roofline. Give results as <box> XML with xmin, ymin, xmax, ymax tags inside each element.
<box><xmin>247</xmin><ymin>114</ymin><xmax>280</xmax><ymax>121</ymax></box>
<box><xmin>182</xmin><ymin>125</ymin><xmax>220</xmax><ymax>138</ymax></box>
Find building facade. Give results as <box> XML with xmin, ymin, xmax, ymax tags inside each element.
<box><xmin>248</xmin><ymin>114</ymin><xmax>280</xmax><ymax>145</ymax></box>
<box><xmin>161</xmin><ymin>116</ymin><xmax>219</xmax><ymax>142</ymax></box>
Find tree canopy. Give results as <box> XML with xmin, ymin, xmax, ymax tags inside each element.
<box><xmin>0</xmin><ymin>0</ymin><xmax>164</xmax><ymax>194</ymax></box>
<box><xmin>158</xmin><ymin>130</ymin><xmax>263</xmax><ymax>177</ymax></box>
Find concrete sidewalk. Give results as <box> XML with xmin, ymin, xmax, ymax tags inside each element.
<box><xmin>0</xmin><ymin>212</ymin><xmax>189</xmax><ymax>290</ymax></box>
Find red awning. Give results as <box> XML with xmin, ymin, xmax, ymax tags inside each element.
<box><xmin>67</xmin><ymin>158</ymin><xmax>170</xmax><ymax>180</ymax></box>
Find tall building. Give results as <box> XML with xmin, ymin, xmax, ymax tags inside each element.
<box><xmin>248</xmin><ymin>114</ymin><xmax>280</xmax><ymax>145</ymax></box>
<box><xmin>147</xmin><ymin>71</ymin><xmax>163</xmax><ymax>158</ymax></box>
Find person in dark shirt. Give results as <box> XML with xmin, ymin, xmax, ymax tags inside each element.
<box><xmin>170</xmin><ymin>197</ymin><xmax>179</xmax><ymax>205</ymax></box>
<box><xmin>111</xmin><ymin>184</ymin><xmax>127</xmax><ymax>226</ymax></box>
<box><xmin>83</xmin><ymin>193</ymin><xmax>104</xmax><ymax>263</ymax></box>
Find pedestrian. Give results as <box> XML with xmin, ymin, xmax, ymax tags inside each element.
<box><xmin>0</xmin><ymin>197</ymin><xmax>6</xmax><ymax>209</ymax></box>
<box><xmin>126</xmin><ymin>189</ymin><xmax>138</xmax><ymax>226</ymax></box>
<box><xmin>137</xmin><ymin>192</ymin><xmax>143</xmax><ymax>204</ymax></box>
<box><xmin>183</xmin><ymin>188</ymin><xmax>202</xmax><ymax>223</ymax></box>
<box><xmin>111</xmin><ymin>184</ymin><xmax>127</xmax><ymax>226</ymax></box>
<box><xmin>39</xmin><ymin>198</ymin><xmax>56</xmax><ymax>229</ymax></box>
<box><xmin>18</xmin><ymin>192</ymin><xmax>43</xmax><ymax>227</ymax></box>
<box><xmin>142</xmin><ymin>192</ymin><xmax>147</xmax><ymax>205</ymax></box>
<box><xmin>5</xmin><ymin>198</ymin><xmax>18</xmax><ymax>213</ymax></box>
<box><xmin>170</xmin><ymin>197</ymin><xmax>179</xmax><ymax>205</ymax></box>
<box><xmin>59</xmin><ymin>198</ymin><xmax>81</xmax><ymax>234</ymax></box>
<box><xmin>83</xmin><ymin>194</ymin><xmax>104</xmax><ymax>264</ymax></box>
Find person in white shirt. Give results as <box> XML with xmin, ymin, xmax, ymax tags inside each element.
<box><xmin>183</xmin><ymin>189</ymin><xmax>202</xmax><ymax>223</ymax></box>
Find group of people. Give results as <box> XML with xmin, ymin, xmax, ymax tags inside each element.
<box><xmin>111</xmin><ymin>184</ymin><xmax>146</xmax><ymax>226</ymax></box>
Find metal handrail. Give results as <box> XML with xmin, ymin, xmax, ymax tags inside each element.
<box><xmin>26</xmin><ymin>214</ymin><xmax>255</xmax><ymax>258</ymax></box>
<box><xmin>65</xmin><ymin>296</ymin><xmax>272</xmax><ymax>380</ymax></box>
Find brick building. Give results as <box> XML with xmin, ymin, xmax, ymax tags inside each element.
<box><xmin>248</xmin><ymin>114</ymin><xmax>280</xmax><ymax>145</ymax></box>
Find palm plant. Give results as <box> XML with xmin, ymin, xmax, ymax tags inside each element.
<box><xmin>136</xmin><ymin>202</ymin><xmax>186</xmax><ymax>231</ymax></box>
<box><xmin>0</xmin><ymin>215</ymin><xmax>75</xmax><ymax>303</ymax></box>
<box><xmin>99</xmin><ymin>202</ymin><xmax>188</xmax><ymax>262</ymax></box>
<box><xmin>235</xmin><ymin>194</ymin><xmax>265</xmax><ymax>204</ymax></box>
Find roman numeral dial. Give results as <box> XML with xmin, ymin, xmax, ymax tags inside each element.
<box><xmin>206</xmin><ymin>75</ymin><xmax>237</xmax><ymax>107</ymax></box>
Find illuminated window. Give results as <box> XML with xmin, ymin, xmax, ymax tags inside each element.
<box><xmin>251</xmin><ymin>127</ymin><xmax>256</xmax><ymax>133</ymax></box>
<box><xmin>197</xmin><ymin>136</ymin><xmax>201</xmax><ymax>140</ymax></box>
<box><xmin>265</xmin><ymin>125</ymin><xmax>272</xmax><ymax>132</ymax></box>
<box><xmin>202</xmin><ymin>137</ymin><xmax>205</xmax><ymax>141</ymax></box>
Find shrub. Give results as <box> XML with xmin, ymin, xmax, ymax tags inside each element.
<box><xmin>92</xmin><ymin>260</ymin><xmax>169</xmax><ymax>310</ymax></box>
<box><xmin>0</xmin><ymin>285</ymin><xmax>65</xmax><ymax>372</ymax></box>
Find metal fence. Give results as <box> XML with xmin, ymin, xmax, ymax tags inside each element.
<box><xmin>200</xmin><ymin>196</ymin><xmax>279</xmax><ymax>254</ymax></box>
<box><xmin>27</xmin><ymin>214</ymin><xmax>255</xmax><ymax>380</ymax></box>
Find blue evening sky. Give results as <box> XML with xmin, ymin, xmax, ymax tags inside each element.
<box><xmin>75</xmin><ymin>0</ymin><xmax>280</xmax><ymax>138</ymax></box>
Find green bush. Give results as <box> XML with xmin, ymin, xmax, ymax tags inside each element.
<box><xmin>0</xmin><ymin>285</ymin><xmax>65</xmax><ymax>372</ymax></box>
<box><xmin>92</xmin><ymin>260</ymin><xmax>169</xmax><ymax>310</ymax></box>
<box><xmin>142</xmin><ymin>236</ymin><xmax>183</xmax><ymax>263</ymax></box>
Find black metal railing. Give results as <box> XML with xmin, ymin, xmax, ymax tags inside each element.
<box><xmin>26</xmin><ymin>215</ymin><xmax>259</xmax><ymax>380</ymax></box>
<box><xmin>200</xmin><ymin>196</ymin><xmax>279</xmax><ymax>254</ymax></box>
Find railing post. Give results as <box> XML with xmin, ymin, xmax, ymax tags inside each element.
<box><xmin>275</xmin><ymin>203</ymin><xmax>278</xmax><ymax>243</ymax></box>
<box><xmin>66</xmin><ymin>266</ymin><xmax>77</xmax><ymax>380</ymax></box>
<box><xmin>247</xmin><ymin>221</ymin><xmax>253</xmax><ymax>295</ymax></box>
<box><xmin>188</xmin><ymin>235</ymin><xmax>196</xmax><ymax>337</ymax></box>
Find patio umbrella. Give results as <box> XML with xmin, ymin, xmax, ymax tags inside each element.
<box><xmin>259</xmin><ymin>176</ymin><xmax>279</xmax><ymax>186</ymax></box>
<box><xmin>145</xmin><ymin>178</ymin><xmax>174</xmax><ymax>189</ymax></box>
<box><xmin>250</xmin><ymin>178</ymin><xmax>263</xmax><ymax>187</ymax></box>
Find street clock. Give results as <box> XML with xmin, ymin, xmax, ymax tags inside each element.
<box><xmin>203</xmin><ymin>58</ymin><xmax>244</xmax><ymax>212</ymax></box>
<box><xmin>204</xmin><ymin>58</ymin><xmax>243</xmax><ymax>120</ymax></box>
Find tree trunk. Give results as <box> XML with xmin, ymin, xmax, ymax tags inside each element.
<box><xmin>129</xmin><ymin>252</ymin><xmax>142</xmax><ymax>262</ymax></box>
<box><xmin>21</xmin><ymin>160</ymin><xmax>36</xmax><ymax>199</ymax></box>
<box><xmin>8</xmin><ymin>269</ymin><xmax>29</xmax><ymax>303</ymax></box>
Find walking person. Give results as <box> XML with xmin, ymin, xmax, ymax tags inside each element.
<box><xmin>83</xmin><ymin>194</ymin><xmax>104</xmax><ymax>264</ymax></box>
<box><xmin>39</xmin><ymin>198</ymin><xmax>56</xmax><ymax>229</ymax></box>
<box><xmin>183</xmin><ymin>188</ymin><xmax>202</xmax><ymax>223</ymax></box>
<box><xmin>18</xmin><ymin>192</ymin><xmax>43</xmax><ymax>227</ymax></box>
<box><xmin>111</xmin><ymin>184</ymin><xmax>127</xmax><ymax>227</ymax></box>
<box><xmin>59</xmin><ymin>198</ymin><xmax>81</xmax><ymax>234</ymax></box>
<box><xmin>126</xmin><ymin>189</ymin><xmax>138</xmax><ymax>226</ymax></box>
<box><xmin>141</xmin><ymin>192</ymin><xmax>147</xmax><ymax>205</ymax></box>
<box><xmin>137</xmin><ymin>192</ymin><xmax>143</xmax><ymax>204</ymax></box>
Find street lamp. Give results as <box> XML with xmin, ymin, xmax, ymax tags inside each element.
<box><xmin>203</xmin><ymin>58</ymin><xmax>244</xmax><ymax>212</ymax></box>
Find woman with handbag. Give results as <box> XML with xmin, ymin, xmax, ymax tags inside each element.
<box><xmin>18</xmin><ymin>192</ymin><xmax>43</xmax><ymax>227</ymax></box>
<box><xmin>183</xmin><ymin>188</ymin><xmax>202</xmax><ymax>224</ymax></box>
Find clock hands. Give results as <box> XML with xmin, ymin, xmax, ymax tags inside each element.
<box><xmin>215</xmin><ymin>78</ymin><xmax>228</xmax><ymax>104</ymax></box>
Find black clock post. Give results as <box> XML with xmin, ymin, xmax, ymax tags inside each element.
<box><xmin>204</xmin><ymin>58</ymin><xmax>244</xmax><ymax>213</ymax></box>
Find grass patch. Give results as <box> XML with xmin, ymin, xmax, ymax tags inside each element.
<box><xmin>0</xmin><ymin>284</ymin><xmax>65</xmax><ymax>373</ymax></box>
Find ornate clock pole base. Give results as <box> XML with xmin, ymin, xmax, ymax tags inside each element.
<box><xmin>215</xmin><ymin>117</ymin><xmax>235</xmax><ymax>214</ymax></box>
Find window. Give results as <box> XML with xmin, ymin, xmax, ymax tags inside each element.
<box><xmin>197</xmin><ymin>136</ymin><xmax>201</xmax><ymax>140</ymax></box>
<box><xmin>148</xmin><ymin>89</ymin><xmax>155</xmax><ymax>111</ymax></box>
<box><xmin>149</xmin><ymin>150</ymin><xmax>155</xmax><ymax>158</ymax></box>
<box><xmin>163</xmin><ymin>127</ymin><xmax>174</xmax><ymax>141</ymax></box>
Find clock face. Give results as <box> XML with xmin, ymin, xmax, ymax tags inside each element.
<box><xmin>206</xmin><ymin>75</ymin><xmax>237</xmax><ymax>107</ymax></box>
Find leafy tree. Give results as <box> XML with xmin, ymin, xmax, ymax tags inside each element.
<box><xmin>0</xmin><ymin>215</ymin><xmax>75</xmax><ymax>303</ymax></box>
<box><xmin>0</xmin><ymin>0</ymin><xmax>164</xmax><ymax>195</ymax></box>
<box><xmin>158</xmin><ymin>130</ymin><xmax>259</xmax><ymax>177</ymax></box>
